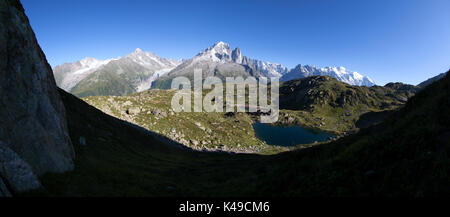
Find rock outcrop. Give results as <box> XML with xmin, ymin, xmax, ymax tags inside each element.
<box><xmin>0</xmin><ymin>0</ymin><xmax>75</xmax><ymax>195</ymax></box>
<box><xmin>0</xmin><ymin>141</ymin><xmax>41</xmax><ymax>194</ymax></box>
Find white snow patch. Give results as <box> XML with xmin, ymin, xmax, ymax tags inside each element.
<box><xmin>136</xmin><ymin>68</ymin><xmax>174</xmax><ymax>92</ymax></box>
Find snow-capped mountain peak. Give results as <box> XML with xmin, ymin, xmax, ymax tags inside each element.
<box><xmin>79</xmin><ymin>57</ymin><xmax>98</xmax><ymax>66</ymax></box>
<box><xmin>281</xmin><ymin>64</ymin><xmax>375</xmax><ymax>86</ymax></box>
<box><xmin>189</xmin><ymin>41</ymin><xmax>288</xmax><ymax>77</ymax></box>
<box><xmin>215</xmin><ymin>41</ymin><xmax>227</xmax><ymax>46</ymax></box>
<box><xmin>78</xmin><ymin>57</ymin><xmax>115</xmax><ymax>71</ymax></box>
<box><xmin>134</xmin><ymin>48</ymin><xmax>143</xmax><ymax>53</ymax></box>
<box><xmin>212</xmin><ymin>41</ymin><xmax>231</xmax><ymax>53</ymax></box>
<box><xmin>125</xmin><ymin>48</ymin><xmax>180</xmax><ymax>69</ymax></box>
<box><xmin>195</xmin><ymin>41</ymin><xmax>234</xmax><ymax>63</ymax></box>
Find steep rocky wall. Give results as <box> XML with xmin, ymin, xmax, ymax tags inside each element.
<box><xmin>0</xmin><ymin>0</ymin><xmax>74</xmax><ymax>195</ymax></box>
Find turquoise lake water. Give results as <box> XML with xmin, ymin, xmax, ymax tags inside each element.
<box><xmin>252</xmin><ymin>122</ymin><xmax>334</xmax><ymax>146</ymax></box>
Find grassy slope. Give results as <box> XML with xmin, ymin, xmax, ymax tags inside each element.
<box><xmin>82</xmin><ymin>89</ymin><xmax>290</xmax><ymax>154</ymax></box>
<box><xmin>70</xmin><ymin>70</ymin><xmax>136</xmax><ymax>97</ymax></box>
<box><xmin>31</xmin><ymin>72</ymin><xmax>449</xmax><ymax>196</ymax></box>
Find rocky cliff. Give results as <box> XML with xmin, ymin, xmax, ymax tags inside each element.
<box><xmin>0</xmin><ymin>0</ymin><xmax>74</xmax><ymax>196</ymax></box>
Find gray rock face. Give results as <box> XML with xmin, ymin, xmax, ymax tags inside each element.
<box><xmin>0</xmin><ymin>142</ymin><xmax>41</xmax><ymax>193</ymax></box>
<box><xmin>231</xmin><ymin>47</ymin><xmax>242</xmax><ymax>64</ymax></box>
<box><xmin>0</xmin><ymin>0</ymin><xmax>74</xmax><ymax>193</ymax></box>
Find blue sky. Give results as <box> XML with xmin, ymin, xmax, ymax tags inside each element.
<box><xmin>21</xmin><ymin>0</ymin><xmax>450</xmax><ymax>85</ymax></box>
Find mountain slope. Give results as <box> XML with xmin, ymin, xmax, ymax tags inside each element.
<box><xmin>418</xmin><ymin>71</ymin><xmax>448</xmax><ymax>88</ymax></box>
<box><xmin>54</xmin><ymin>48</ymin><xmax>180</xmax><ymax>97</ymax></box>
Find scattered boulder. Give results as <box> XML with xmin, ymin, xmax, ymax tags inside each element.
<box><xmin>152</xmin><ymin>109</ymin><xmax>167</xmax><ymax>118</ymax></box>
<box><xmin>179</xmin><ymin>139</ymin><xmax>189</xmax><ymax>145</ymax></box>
<box><xmin>195</xmin><ymin>122</ymin><xmax>206</xmax><ymax>131</ymax></box>
<box><xmin>126</xmin><ymin>107</ymin><xmax>141</xmax><ymax>115</ymax></box>
<box><xmin>190</xmin><ymin>139</ymin><xmax>199</xmax><ymax>146</ymax></box>
<box><xmin>287</xmin><ymin>116</ymin><xmax>295</xmax><ymax>123</ymax></box>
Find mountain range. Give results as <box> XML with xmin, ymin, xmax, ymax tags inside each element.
<box><xmin>54</xmin><ymin>41</ymin><xmax>375</xmax><ymax>97</ymax></box>
<box><xmin>53</xmin><ymin>49</ymin><xmax>180</xmax><ymax>97</ymax></box>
